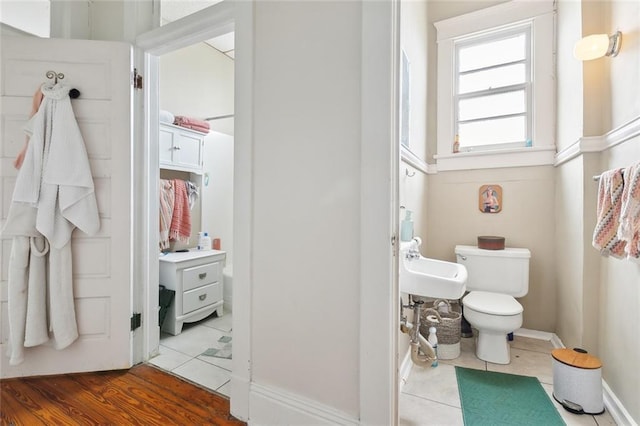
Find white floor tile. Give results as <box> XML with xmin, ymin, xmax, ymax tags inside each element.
<box><xmin>172</xmin><ymin>358</ymin><xmax>231</xmax><ymax>391</ymax></box>
<box><xmin>203</xmin><ymin>313</ymin><xmax>233</xmax><ymax>333</ymax></box>
<box><xmin>486</xmin><ymin>346</ymin><xmax>554</xmax><ymax>385</ymax></box>
<box><xmin>148</xmin><ymin>345</ymin><xmax>192</xmax><ymax>371</ymax></box>
<box><xmin>198</xmin><ymin>352</ymin><xmax>233</xmax><ymax>371</ymax></box>
<box><xmin>216</xmin><ymin>380</ymin><xmax>231</xmax><ymax>397</ymax></box>
<box><xmin>399</xmin><ymin>393</ymin><xmax>463</xmax><ymax>426</ymax></box>
<box><xmin>402</xmin><ymin>362</ymin><xmax>461</xmax><ymax>408</ymax></box>
<box><xmin>160</xmin><ymin>324</ymin><xmax>228</xmax><ymax>357</ymax></box>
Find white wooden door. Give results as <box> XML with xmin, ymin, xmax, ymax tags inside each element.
<box><xmin>0</xmin><ymin>36</ymin><xmax>133</xmax><ymax>378</ymax></box>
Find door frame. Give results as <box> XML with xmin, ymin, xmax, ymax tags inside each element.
<box><xmin>133</xmin><ymin>0</ymin><xmax>236</xmax><ymax>380</ymax></box>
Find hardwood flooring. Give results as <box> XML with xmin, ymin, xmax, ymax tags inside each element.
<box><xmin>0</xmin><ymin>364</ymin><xmax>246</xmax><ymax>425</ymax></box>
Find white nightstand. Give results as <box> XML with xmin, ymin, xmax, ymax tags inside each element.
<box><xmin>159</xmin><ymin>250</ymin><xmax>226</xmax><ymax>335</ymax></box>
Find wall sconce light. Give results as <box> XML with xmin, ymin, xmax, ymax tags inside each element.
<box><xmin>573</xmin><ymin>31</ymin><xmax>622</xmax><ymax>61</ymax></box>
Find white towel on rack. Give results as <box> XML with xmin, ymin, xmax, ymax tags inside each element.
<box><xmin>617</xmin><ymin>163</ymin><xmax>640</xmax><ymax>260</ymax></box>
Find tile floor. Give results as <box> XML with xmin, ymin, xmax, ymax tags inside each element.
<box><xmin>400</xmin><ymin>334</ymin><xmax>618</xmax><ymax>426</ymax></box>
<box><xmin>151</xmin><ymin>317</ymin><xmax>619</xmax><ymax>425</ymax></box>
<box><xmin>149</xmin><ymin>312</ymin><xmax>233</xmax><ymax>397</ymax></box>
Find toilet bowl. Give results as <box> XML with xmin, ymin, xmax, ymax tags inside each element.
<box><xmin>223</xmin><ymin>265</ymin><xmax>233</xmax><ymax>313</ymax></box>
<box><xmin>462</xmin><ymin>291</ymin><xmax>523</xmax><ymax>364</ymax></box>
<box><xmin>455</xmin><ymin>245</ymin><xmax>531</xmax><ymax>365</ymax></box>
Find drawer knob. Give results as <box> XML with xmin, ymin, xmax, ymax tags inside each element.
<box><xmin>199</xmin><ymin>294</ymin><xmax>207</xmax><ymax>301</ymax></box>
<box><xmin>199</xmin><ymin>272</ymin><xmax>207</xmax><ymax>279</ymax></box>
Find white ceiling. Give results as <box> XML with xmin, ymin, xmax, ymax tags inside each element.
<box><xmin>160</xmin><ymin>0</ymin><xmax>234</xmax><ymax>59</ymax></box>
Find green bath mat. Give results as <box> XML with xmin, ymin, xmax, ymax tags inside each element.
<box><xmin>455</xmin><ymin>366</ymin><xmax>565</xmax><ymax>426</ymax></box>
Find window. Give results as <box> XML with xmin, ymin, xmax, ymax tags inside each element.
<box><xmin>456</xmin><ymin>26</ymin><xmax>531</xmax><ymax>152</ymax></box>
<box><xmin>434</xmin><ymin>1</ymin><xmax>555</xmax><ymax>171</ymax></box>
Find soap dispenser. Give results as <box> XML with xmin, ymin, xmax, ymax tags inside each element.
<box><xmin>400</xmin><ymin>208</ymin><xmax>414</xmax><ymax>242</ymax></box>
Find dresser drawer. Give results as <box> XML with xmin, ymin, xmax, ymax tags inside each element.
<box><xmin>183</xmin><ymin>282</ymin><xmax>222</xmax><ymax>315</ymax></box>
<box><xmin>182</xmin><ymin>262</ymin><xmax>220</xmax><ymax>291</ymax></box>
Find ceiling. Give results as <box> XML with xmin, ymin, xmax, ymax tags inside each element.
<box><xmin>160</xmin><ymin>0</ymin><xmax>234</xmax><ymax>59</ymax></box>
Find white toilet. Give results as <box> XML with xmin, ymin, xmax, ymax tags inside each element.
<box><xmin>455</xmin><ymin>245</ymin><xmax>531</xmax><ymax>364</ymax></box>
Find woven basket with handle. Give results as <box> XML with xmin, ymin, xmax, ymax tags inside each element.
<box><xmin>419</xmin><ymin>299</ymin><xmax>462</xmax><ymax>345</ymax></box>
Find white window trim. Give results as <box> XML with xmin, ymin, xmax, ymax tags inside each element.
<box><xmin>434</xmin><ymin>0</ymin><xmax>556</xmax><ymax>171</ymax></box>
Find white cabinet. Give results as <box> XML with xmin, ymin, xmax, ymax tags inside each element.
<box><xmin>159</xmin><ymin>250</ymin><xmax>226</xmax><ymax>335</ymax></box>
<box><xmin>159</xmin><ymin>123</ymin><xmax>206</xmax><ymax>173</ymax></box>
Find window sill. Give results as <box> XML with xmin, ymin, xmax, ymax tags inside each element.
<box><xmin>433</xmin><ymin>146</ymin><xmax>556</xmax><ymax>171</ymax></box>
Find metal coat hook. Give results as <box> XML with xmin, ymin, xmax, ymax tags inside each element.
<box><xmin>44</xmin><ymin>70</ymin><xmax>80</xmax><ymax>98</ymax></box>
<box><xmin>46</xmin><ymin>70</ymin><xmax>64</xmax><ymax>84</ymax></box>
<box><xmin>405</xmin><ymin>168</ymin><xmax>416</xmax><ymax>177</ymax></box>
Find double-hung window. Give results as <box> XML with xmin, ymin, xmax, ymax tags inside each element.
<box><xmin>456</xmin><ymin>26</ymin><xmax>531</xmax><ymax>152</ymax></box>
<box><xmin>434</xmin><ymin>1</ymin><xmax>555</xmax><ymax>171</ymax></box>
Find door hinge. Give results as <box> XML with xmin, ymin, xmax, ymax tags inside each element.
<box><xmin>131</xmin><ymin>312</ymin><xmax>141</xmax><ymax>331</ymax></box>
<box><xmin>133</xmin><ymin>68</ymin><xmax>143</xmax><ymax>89</ymax></box>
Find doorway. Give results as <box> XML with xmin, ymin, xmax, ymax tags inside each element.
<box><xmin>135</xmin><ymin>0</ymin><xmax>238</xmax><ymax>398</ymax></box>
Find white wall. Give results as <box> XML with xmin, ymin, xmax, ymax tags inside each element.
<box><xmin>202</xmin><ymin>132</ymin><xmax>234</xmax><ymax>264</ymax></box>
<box><xmin>159</xmin><ymin>43</ymin><xmax>234</xmax><ymax>136</ymax></box>
<box><xmin>0</xmin><ymin>0</ymin><xmax>50</xmax><ymax>37</ymax></box>
<box><xmin>399</xmin><ymin>0</ymin><xmax>429</xmax><ymax>371</ymax></box>
<box><xmin>159</xmin><ymin>42</ymin><xmax>234</xmax><ymax>254</ymax></box>
<box><xmin>555</xmin><ymin>1</ymin><xmax>640</xmax><ymax>423</ymax></box>
<box><xmin>250</xmin><ymin>1</ymin><xmax>362</xmax><ymax>416</ymax></box>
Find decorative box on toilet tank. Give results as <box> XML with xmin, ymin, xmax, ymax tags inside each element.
<box><xmin>552</xmin><ymin>348</ymin><xmax>604</xmax><ymax>415</ymax></box>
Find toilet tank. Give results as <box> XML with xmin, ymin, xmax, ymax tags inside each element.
<box><xmin>455</xmin><ymin>245</ymin><xmax>531</xmax><ymax>297</ymax></box>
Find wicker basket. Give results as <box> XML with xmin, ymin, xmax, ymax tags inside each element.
<box><xmin>419</xmin><ymin>299</ymin><xmax>462</xmax><ymax>345</ymax></box>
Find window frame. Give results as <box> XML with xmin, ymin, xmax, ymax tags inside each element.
<box><xmin>434</xmin><ymin>0</ymin><xmax>556</xmax><ymax>171</ymax></box>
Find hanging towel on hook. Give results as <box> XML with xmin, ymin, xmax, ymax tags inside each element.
<box><xmin>169</xmin><ymin>179</ymin><xmax>191</xmax><ymax>244</ymax></box>
<box><xmin>3</xmin><ymin>83</ymin><xmax>99</xmax><ymax>363</ymax></box>
<box><xmin>617</xmin><ymin>163</ymin><xmax>640</xmax><ymax>260</ymax></box>
<box><xmin>159</xmin><ymin>179</ymin><xmax>174</xmax><ymax>250</ymax></box>
<box><xmin>592</xmin><ymin>168</ymin><xmax>626</xmax><ymax>258</ymax></box>
<box><xmin>186</xmin><ymin>180</ymin><xmax>199</xmax><ymax>210</ymax></box>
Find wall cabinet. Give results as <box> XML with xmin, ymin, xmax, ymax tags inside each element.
<box><xmin>159</xmin><ymin>123</ymin><xmax>206</xmax><ymax>173</ymax></box>
<box><xmin>159</xmin><ymin>250</ymin><xmax>226</xmax><ymax>335</ymax></box>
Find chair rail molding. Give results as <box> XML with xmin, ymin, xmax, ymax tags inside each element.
<box><xmin>555</xmin><ymin>114</ymin><xmax>640</xmax><ymax>166</ymax></box>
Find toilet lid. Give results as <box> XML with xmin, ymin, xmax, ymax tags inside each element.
<box><xmin>463</xmin><ymin>291</ymin><xmax>523</xmax><ymax>316</ymax></box>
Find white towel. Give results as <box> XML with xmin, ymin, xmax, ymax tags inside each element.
<box><xmin>24</xmin><ymin>236</ymin><xmax>50</xmax><ymax>347</ymax></box>
<box><xmin>2</xmin><ymin>83</ymin><xmax>96</xmax><ymax>364</ymax></box>
<box><xmin>11</xmin><ymin>83</ymin><xmax>99</xmax><ymax>248</ymax></box>
<box><xmin>48</xmin><ymin>243</ymin><xmax>79</xmax><ymax>349</ymax></box>
<box><xmin>7</xmin><ymin>237</ymin><xmax>30</xmax><ymax>366</ymax></box>
<box><xmin>617</xmin><ymin>163</ymin><xmax>640</xmax><ymax>260</ymax></box>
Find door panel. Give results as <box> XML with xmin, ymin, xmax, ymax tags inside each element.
<box><xmin>0</xmin><ymin>36</ymin><xmax>133</xmax><ymax>378</ymax></box>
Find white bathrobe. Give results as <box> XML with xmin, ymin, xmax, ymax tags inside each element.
<box><xmin>3</xmin><ymin>83</ymin><xmax>100</xmax><ymax>365</ymax></box>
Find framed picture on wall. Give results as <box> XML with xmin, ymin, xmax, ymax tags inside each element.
<box><xmin>479</xmin><ymin>185</ymin><xmax>502</xmax><ymax>213</ymax></box>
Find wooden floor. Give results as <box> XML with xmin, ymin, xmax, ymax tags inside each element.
<box><xmin>0</xmin><ymin>364</ymin><xmax>246</xmax><ymax>425</ymax></box>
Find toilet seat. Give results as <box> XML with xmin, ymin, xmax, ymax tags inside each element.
<box><xmin>463</xmin><ymin>291</ymin><xmax>523</xmax><ymax>316</ymax></box>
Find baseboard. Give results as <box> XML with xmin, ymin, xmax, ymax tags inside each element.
<box><xmin>248</xmin><ymin>382</ymin><xmax>359</xmax><ymax>425</ymax></box>
<box><xmin>516</xmin><ymin>329</ymin><xmax>636</xmax><ymax>425</ymax></box>
<box><xmin>602</xmin><ymin>380</ymin><xmax>638</xmax><ymax>426</ymax></box>
<box><xmin>399</xmin><ymin>346</ymin><xmax>413</xmax><ymax>392</ymax></box>
<box><xmin>514</xmin><ymin>327</ymin><xmax>555</xmax><ymax>342</ymax></box>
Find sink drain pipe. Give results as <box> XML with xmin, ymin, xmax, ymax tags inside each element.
<box><xmin>401</xmin><ymin>299</ymin><xmax>437</xmax><ymax>367</ymax></box>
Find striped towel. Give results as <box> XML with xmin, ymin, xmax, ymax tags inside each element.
<box><xmin>617</xmin><ymin>163</ymin><xmax>640</xmax><ymax>260</ymax></box>
<box><xmin>169</xmin><ymin>179</ymin><xmax>191</xmax><ymax>244</ymax></box>
<box><xmin>159</xmin><ymin>179</ymin><xmax>174</xmax><ymax>250</ymax></box>
<box><xmin>592</xmin><ymin>168</ymin><xmax>626</xmax><ymax>258</ymax></box>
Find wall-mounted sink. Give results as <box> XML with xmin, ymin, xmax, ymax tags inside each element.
<box><xmin>400</xmin><ymin>240</ymin><xmax>467</xmax><ymax>299</ymax></box>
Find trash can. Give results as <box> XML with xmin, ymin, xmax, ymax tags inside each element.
<box><xmin>159</xmin><ymin>285</ymin><xmax>175</xmax><ymax>329</ymax></box>
<box><xmin>552</xmin><ymin>348</ymin><xmax>604</xmax><ymax>415</ymax></box>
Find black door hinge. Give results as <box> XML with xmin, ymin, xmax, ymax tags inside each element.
<box><xmin>133</xmin><ymin>68</ymin><xmax>143</xmax><ymax>89</ymax></box>
<box><xmin>131</xmin><ymin>312</ymin><xmax>141</xmax><ymax>331</ymax></box>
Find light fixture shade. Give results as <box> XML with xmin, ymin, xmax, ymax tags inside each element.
<box><xmin>573</xmin><ymin>32</ymin><xmax>622</xmax><ymax>61</ymax></box>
